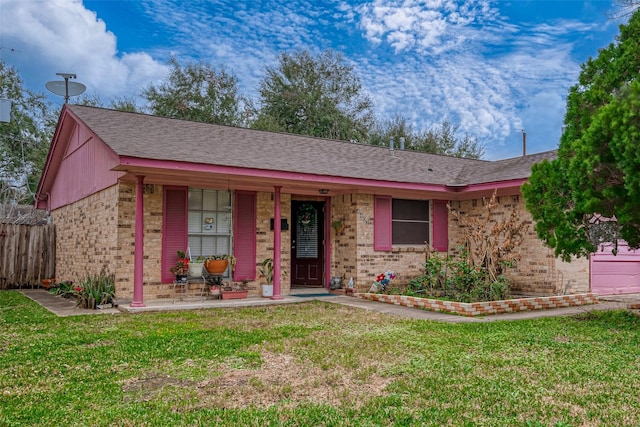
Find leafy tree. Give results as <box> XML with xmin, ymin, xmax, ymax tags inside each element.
<box><xmin>109</xmin><ymin>96</ymin><xmax>139</xmax><ymax>112</ymax></box>
<box><xmin>77</xmin><ymin>93</ymin><xmax>140</xmax><ymax>112</ymax></box>
<box><xmin>0</xmin><ymin>60</ymin><xmax>57</xmax><ymax>204</ymax></box>
<box><xmin>254</xmin><ymin>50</ymin><xmax>375</xmax><ymax>141</ymax></box>
<box><xmin>369</xmin><ymin>116</ymin><xmax>484</xmax><ymax>159</ymax></box>
<box><xmin>143</xmin><ymin>57</ymin><xmax>250</xmax><ymax>126</ymax></box>
<box><xmin>522</xmin><ymin>10</ymin><xmax>640</xmax><ymax>260</ymax></box>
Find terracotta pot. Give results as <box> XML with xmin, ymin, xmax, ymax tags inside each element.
<box><xmin>221</xmin><ymin>289</ymin><xmax>248</xmax><ymax>300</ymax></box>
<box><xmin>41</xmin><ymin>279</ymin><xmax>56</xmax><ymax>290</ymax></box>
<box><xmin>205</xmin><ymin>259</ymin><xmax>228</xmax><ymax>274</ymax></box>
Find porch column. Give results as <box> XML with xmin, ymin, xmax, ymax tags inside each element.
<box><xmin>324</xmin><ymin>195</ymin><xmax>331</xmax><ymax>289</ymax></box>
<box><xmin>130</xmin><ymin>175</ymin><xmax>146</xmax><ymax>307</ymax></box>
<box><xmin>271</xmin><ymin>185</ymin><xmax>283</xmax><ymax>300</ymax></box>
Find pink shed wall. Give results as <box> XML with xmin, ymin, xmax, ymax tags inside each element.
<box><xmin>47</xmin><ymin>124</ymin><xmax>123</xmax><ymax>210</ymax></box>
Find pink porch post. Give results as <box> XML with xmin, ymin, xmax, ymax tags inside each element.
<box><xmin>130</xmin><ymin>175</ymin><xmax>146</xmax><ymax>307</ymax></box>
<box><xmin>271</xmin><ymin>186</ymin><xmax>283</xmax><ymax>300</ymax></box>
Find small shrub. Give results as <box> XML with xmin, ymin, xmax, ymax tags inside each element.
<box><xmin>400</xmin><ymin>249</ymin><xmax>512</xmax><ymax>303</ymax></box>
<box><xmin>49</xmin><ymin>280</ymin><xmax>75</xmax><ymax>298</ymax></box>
<box><xmin>74</xmin><ymin>270</ymin><xmax>115</xmax><ymax>309</ymax></box>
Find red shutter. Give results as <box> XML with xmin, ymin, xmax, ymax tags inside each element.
<box><xmin>233</xmin><ymin>191</ymin><xmax>257</xmax><ymax>280</ymax></box>
<box><xmin>432</xmin><ymin>199</ymin><xmax>448</xmax><ymax>252</ymax></box>
<box><xmin>162</xmin><ymin>187</ymin><xmax>188</xmax><ymax>283</ymax></box>
<box><xmin>374</xmin><ymin>195</ymin><xmax>392</xmax><ymax>251</ymax></box>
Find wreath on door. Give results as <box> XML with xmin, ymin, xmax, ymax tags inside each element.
<box><xmin>297</xmin><ymin>203</ymin><xmax>316</xmax><ymax>232</ymax></box>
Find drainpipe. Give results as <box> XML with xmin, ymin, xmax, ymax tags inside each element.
<box><xmin>130</xmin><ymin>175</ymin><xmax>146</xmax><ymax>307</ymax></box>
<box><xmin>271</xmin><ymin>186</ymin><xmax>283</xmax><ymax>300</ymax></box>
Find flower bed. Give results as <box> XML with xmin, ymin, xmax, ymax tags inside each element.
<box><xmin>356</xmin><ymin>292</ymin><xmax>599</xmax><ymax>317</ymax></box>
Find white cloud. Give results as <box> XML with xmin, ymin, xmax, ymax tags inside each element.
<box><xmin>0</xmin><ymin>0</ymin><xmax>168</xmax><ymax>105</ymax></box>
<box><xmin>357</xmin><ymin>0</ymin><xmax>498</xmax><ymax>53</ymax></box>
<box><xmin>0</xmin><ymin>0</ymin><xmax>618</xmax><ymax>159</ymax></box>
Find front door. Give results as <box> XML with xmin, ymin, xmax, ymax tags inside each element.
<box><xmin>291</xmin><ymin>200</ymin><xmax>324</xmax><ymax>287</ymax></box>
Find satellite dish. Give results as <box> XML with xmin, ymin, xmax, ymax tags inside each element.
<box><xmin>46</xmin><ymin>73</ymin><xmax>86</xmax><ymax>103</ymax></box>
<box><xmin>0</xmin><ymin>98</ymin><xmax>11</xmax><ymax>123</ymax></box>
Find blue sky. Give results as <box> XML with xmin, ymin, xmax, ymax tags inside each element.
<box><xmin>0</xmin><ymin>0</ymin><xmax>626</xmax><ymax>159</ymax></box>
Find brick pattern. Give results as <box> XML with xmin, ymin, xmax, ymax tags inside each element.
<box><xmin>357</xmin><ymin>292</ymin><xmax>599</xmax><ymax>317</ymax></box>
<box><xmin>52</xmin><ymin>184</ymin><xmax>120</xmax><ymax>284</ymax></box>
<box><xmin>53</xmin><ymin>182</ymin><xmax>167</xmax><ymax>301</ymax></box>
<box><xmin>329</xmin><ymin>194</ymin><xmax>426</xmax><ymax>293</ymax></box>
<box><xmin>52</xmin><ymin>185</ymin><xmax>590</xmax><ymax>302</ymax></box>
<box><xmin>330</xmin><ymin>194</ymin><xmax>357</xmax><ymax>284</ymax></box>
<box><xmin>255</xmin><ymin>191</ymin><xmax>291</xmax><ymax>295</ymax></box>
<box><xmin>447</xmin><ymin>196</ymin><xmax>589</xmax><ymax>295</ymax></box>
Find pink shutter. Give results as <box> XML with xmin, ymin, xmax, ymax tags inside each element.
<box><xmin>374</xmin><ymin>195</ymin><xmax>392</xmax><ymax>251</ymax></box>
<box><xmin>432</xmin><ymin>199</ymin><xmax>448</xmax><ymax>252</ymax></box>
<box><xmin>233</xmin><ymin>191</ymin><xmax>257</xmax><ymax>280</ymax></box>
<box><xmin>162</xmin><ymin>187</ymin><xmax>188</xmax><ymax>283</ymax></box>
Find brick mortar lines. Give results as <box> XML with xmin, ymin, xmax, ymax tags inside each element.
<box><xmin>355</xmin><ymin>293</ymin><xmax>599</xmax><ymax>317</ymax></box>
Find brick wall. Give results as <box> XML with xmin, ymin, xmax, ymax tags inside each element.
<box><xmin>52</xmin><ymin>182</ymin><xmax>167</xmax><ymax>301</ymax></box>
<box><xmin>329</xmin><ymin>194</ymin><xmax>426</xmax><ymax>293</ymax></box>
<box><xmin>255</xmin><ymin>191</ymin><xmax>291</xmax><ymax>295</ymax></box>
<box><xmin>52</xmin><ymin>185</ymin><xmax>588</xmax><ymax>302</ymax></box>
<box><xmin>52</xmin><ymin>184</ymin><xmax>120</xmax><ymax>284</ymax></box>
<box><xmin>115</xmin><ymin>182</ymin><xmax>165</xmax><ymax>300</ymax></box>
<box><xmin>447</xmin><ymin>196</ymin><xmax>589</xmax><ymax>295</ymax></box>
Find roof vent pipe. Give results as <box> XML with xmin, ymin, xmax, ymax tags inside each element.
<box><xmin>389</xmin><ymin>138</ymin><xmax>394</xmax><ymax>153</ymax></box>
<box><xmin>399</xmin><ymin>136</ymin><xmax>405</xmax><ymax>150</ymax></box>
<box><xmin>520</xmin><ymin>129</ymin><xmax>526</xmax><ymax>156</ymax></box>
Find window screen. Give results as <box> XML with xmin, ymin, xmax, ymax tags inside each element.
<box><xmin>188</xmin><ymin>189</ymin><xmax>232</xmax><ymax>268</ymax></box>
<box><xmin>392</xmin><ymin>199</ymin><xmax>430</xmax><ymax>245</ymax></box>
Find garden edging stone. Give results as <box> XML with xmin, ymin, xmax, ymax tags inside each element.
<box><xmin>356</xmin><ymin>292</ymin><xmax>600</xmax><ymax>317</ymax></box>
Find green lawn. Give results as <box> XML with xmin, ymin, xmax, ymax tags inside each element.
<box><xmin>1</xmin><ymin>291</ymin><xmax>639</xmax><ymax>426</ymax></box>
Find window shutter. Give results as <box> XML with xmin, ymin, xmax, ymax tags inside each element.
<box><xmin>162</xmin><ymin>187</ymin><xmax>188</xmax><ymax>282</ymax></box>
<box><xmin>432</xmin><ymin>199</ymin><xmax>448</xmax><ymax>252</ymax></box>
<box><xmin>233</xmin><ymin>191</ymin><xmax>257</xmax><ymax>280</ymax></box>
<box><xmin>374</xmin><ymin>195</ymin><xmax>392</xmax><ymax>251</ymax></box>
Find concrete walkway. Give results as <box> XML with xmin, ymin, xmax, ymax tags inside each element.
<box><xmin>18</xmin><ymin>288</ymin><xmax>636</xmax><ymax>323</ymax></box>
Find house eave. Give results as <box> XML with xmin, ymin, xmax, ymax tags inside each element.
<box><xmin>114</xmin><ymin>156</ymin><xmax>453</xmax><ymax>198</ymax></box>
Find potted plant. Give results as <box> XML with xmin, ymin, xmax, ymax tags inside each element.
<box><xmin>258</xmin><ymin>258</ymin><xmax>288</xmax><ymax>297</ymax></box>
<box><xmin>41</xmin><ymin>278</ymin><xmax>56</xmax><ymax>290</ymax></box>
<box><xmin>221</xmin><ymin>280</ymin><xmax>249</xmax><ymax>299</ymax></box>
<box><xmin>188</xmin><ymin>255</ymin><xmax>205</xmax><ymax>277</ymax></box>
<box><xmin>258</xmin><ymin>258</ymin><xmax>274</xmax><ymax>297</ymax></box>
<box><xmin>170</xmin><ymin>251</ymin><xmax>190</xmax><ymax>282</ymax></box>
<box><xmin>331</xmin><ymin>219</ymin><xmax>345</xmax><ymax>234</ymax></box>
<box><xmin>204</xmin><ymin>254</ymin><xmax>236</xmax><ymax>274</ymax></box>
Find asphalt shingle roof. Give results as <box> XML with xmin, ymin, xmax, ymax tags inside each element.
<box><xmin>67</xmin><ymin>105</ymin><xmax>556</xmax><ymax>187</ymax></box>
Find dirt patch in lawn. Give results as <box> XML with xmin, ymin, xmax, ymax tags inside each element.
<box><xmin>122</xmin><ymin>351</ymin><xmax>392</xmax><ymax>409</ymax></box>
<box><xmin>197</xmin><ymin>351</ymin><xmax>391</xmax><ymax>409</ymax></box>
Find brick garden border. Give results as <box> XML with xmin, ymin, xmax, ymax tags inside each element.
<box><xmin>355</xmin><ymin>292</ymin><xmax>599</xmax><ymax>317</ymax></box>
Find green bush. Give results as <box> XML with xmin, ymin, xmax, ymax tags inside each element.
<box><xmin>49</xmin><ymin>280</ymin><xmax>76</xmax><ymax>298</ymax></box>
<box><xmin>74</xmin><ymin>270</ymin><xmax>115</xmax><ymax>309</ymax></box>
<box><xmin>402</xmin><ymin>251</ymin><xmax>511</xmax><ymax>303</ymax></box>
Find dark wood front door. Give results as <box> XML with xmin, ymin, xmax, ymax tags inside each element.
<box><xmin>291</xmin><ymin>201</ymin><xmax>324</xmax><ymax>287</ymax></box>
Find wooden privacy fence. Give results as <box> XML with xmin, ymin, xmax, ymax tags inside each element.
<box><xmin>0</xmin><ymin>223</ymin><xmax>55</xmax><ymax>289</ymax></box>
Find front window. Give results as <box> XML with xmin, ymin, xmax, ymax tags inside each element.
<box><xmin>392</xmin><ymin>199</ymin><xmax>430</xmax><ymax>245</ymax></box>
<box><xmin>188</xmin><ymin>189</ymin><xmax>232</xmax><ymax>260</ymax></box>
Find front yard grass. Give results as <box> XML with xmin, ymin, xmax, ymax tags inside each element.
<box><xmin>1</xmin><ymin>291</ymin><xmax>639</xmax><ymax>426</ymax></box>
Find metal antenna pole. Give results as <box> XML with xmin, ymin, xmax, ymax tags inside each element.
<box><xmin>56</xmin><ymin>73</ymin><xmax>76</xmax><ymax>104</ymax></box>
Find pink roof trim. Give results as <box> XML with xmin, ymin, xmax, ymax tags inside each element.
<box><xmin>118</xmin><ymin>156</ymin><xmax>450</xmax><ymax>192</ymax></box>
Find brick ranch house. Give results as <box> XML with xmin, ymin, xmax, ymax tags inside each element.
<box><xmin>34</xmin><ymin>104</ymin><xmax>632</xmax><ymax>307</ymax></box>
